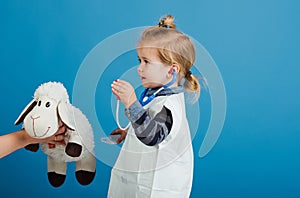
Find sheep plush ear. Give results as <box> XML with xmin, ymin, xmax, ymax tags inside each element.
<box><xmin>57</xmin><ymin>101</ymin><xmax>76</xmax><ymax>131</ymax></box>
<box><xmin>15</xmin><ymin>99</ymin><xmax>37</xmax><ymax>125</ymax></box>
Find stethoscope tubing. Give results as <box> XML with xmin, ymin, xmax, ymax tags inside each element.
<box><xmin>116</xmin><ymin>70</ymin><xmax>177</xmax><ymax>130</ymax></box>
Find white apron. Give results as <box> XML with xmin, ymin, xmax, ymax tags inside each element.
<box><xmin>108</xmin><ymin>93</ymin><xmax>194</xmax><ymax>198</ymax></box>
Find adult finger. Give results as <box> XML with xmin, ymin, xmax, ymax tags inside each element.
<box><xmin>55</xmin><ymin>125</ymin><xmax>67</xmax><ymax>135</ymax></box>
<box><xmin>54</xmin><ymin>134</ymin><xmax>65</xmax><ymax>142</ymax></box>
<box><xmin>49</xmin><ymin>140</ymin><xmax>66</xmax><ymax>145</ymax></box>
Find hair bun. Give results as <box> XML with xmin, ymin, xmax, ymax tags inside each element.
<box><xmin>158</xmin><ymin>14</ymin><xmax>176</xmax><ymax>29</ymax></box>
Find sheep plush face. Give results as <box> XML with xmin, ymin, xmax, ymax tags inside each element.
<box><xmin>15</xmin><ymin>82</ymin><xmax>75</xmax><ymax>139</ymax></box>
<box><xmin>23</xmin><ymin>97</ymin><xmax>59</xmax><ymax>138</ymax></box>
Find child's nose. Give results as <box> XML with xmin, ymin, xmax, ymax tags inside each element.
<box><xmin>137</xmin><ymin>64</ymin><xmax>143</xmax><ymax>72</ymax></box>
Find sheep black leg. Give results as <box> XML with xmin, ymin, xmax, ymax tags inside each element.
<box><xmin>75</xmin><ymin>152</ymin><xmax>96</xmax><ymax>185</ymax></box>
<box><xmin>48</xmin><ymin>172</ymin><xmax>66</xmax><ymax>187</ymax></box>
<box><xmin>24</xmin><ymin>143</ymin><xmax>39</xmax><ymax>152</ymax></box>
<box><xmin>65</xmin><ymin>142</ymin><xmax>82</xmax><ymax>157</ymax></box>
<box><xmin>47</xmin><ymin>156</ymin><xmax>67</xmax><ymax>187</ymax></box>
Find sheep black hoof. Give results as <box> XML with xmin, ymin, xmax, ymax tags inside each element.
<box><xmin>65</xmin><ymin>143</ymin><xmax>82</xmax><ymax>157</ymax></box>
<box><xmin>76</xmin><ymin>170</ymin><xmax>96</xmax><ymax>186</ymax></box>
<box><xmin>25</xmin><ymin>143</ymin><xmax>39</xmax><ymax>152</ymax></box>
<box><xmin>48</xmin><ymin>172</ymin><xmax>66</xmax><ymax>187</ymax></box>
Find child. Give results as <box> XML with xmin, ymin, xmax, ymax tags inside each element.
<box><xmin>109</xmin><ymin>15</ymin><xmax>200</xmax><ymax>198</ymax></box>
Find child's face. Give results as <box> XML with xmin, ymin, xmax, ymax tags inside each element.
<box><xmin>137</xmin><ymin>47</ymin><xmax>171</xmax><ymax>88</ymax></box>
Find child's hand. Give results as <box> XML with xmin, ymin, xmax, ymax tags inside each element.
<box><xmin>111</xmin><ymin>79</ymin><xmax>137</xmax><ymax>109</ymax></box>
<box><xmin>110</xmin><ymin>128</ymin><xmax>128</xmax><ymax>144</ymax></box>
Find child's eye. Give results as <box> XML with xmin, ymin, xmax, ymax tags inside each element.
<box><xmin>137</xmin><ymin>56</ymin><xmax>150</xmax><ymax>64</ymax></box>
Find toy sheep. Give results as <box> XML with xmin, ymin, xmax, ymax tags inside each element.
<box><xmin>15</xmin><ymin>81</ymin><xmax>96</xmax><ymax>187</ymax></box>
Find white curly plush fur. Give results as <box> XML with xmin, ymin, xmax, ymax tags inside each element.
<box><xmin>41</xmin><ymin>106</ymin><xmax>94</xmax><ymax>162</ymax></box>
<box><xmin>15</xmin><ymin>81</ymin><xmax>96</xmax><ymax>186</ymax></box>
<box><xmin>34</xmin><ymin>82</ymin><xmax>70</xmax><ymax>103</ymax></box>
<box><xmin>31</xmin><ymin>82</ymin><xmax>94</xmax><ymax>162</ymax></box>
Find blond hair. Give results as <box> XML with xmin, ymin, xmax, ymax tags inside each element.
<box><xmin>138</xmin><ymin>14</ymin><xmax>200</xmax><ymax>100</ymax></box>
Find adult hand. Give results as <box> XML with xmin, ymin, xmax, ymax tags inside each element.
<box><xmin>110</xmin><ymin>128</ymin><xmax>128</xmax><ymax>144</ymax></box>
<box><xmin>111</xmin><ymin>79</ymin><xmax>137</xmax><ymax>109</ymax></box>
<box><xmin>0</xmin><ymin>125</ymin><xmax>67</xmax><ymax>159</ymax></box>
<box><xmin>28</xmin><ymin>124</ymin><xmax>67</xmax><ymax>145</ymax></box>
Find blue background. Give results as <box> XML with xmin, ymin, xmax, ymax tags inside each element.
<box><xmin>0</xmin><ymin>0</ymin><xmax>299</xmax><ymax>197</ymax></box>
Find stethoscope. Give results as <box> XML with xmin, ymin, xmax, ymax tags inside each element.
<box><xmin>116</xmin><ymin>70</ymin><xmax>177</xmax><ymax>130</ymax></box>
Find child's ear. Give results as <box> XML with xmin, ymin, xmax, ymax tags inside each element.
<box><xmin>171</xmin><ymin>63</ymin><xmax>180</xmax><ymax>73</ymax></box>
